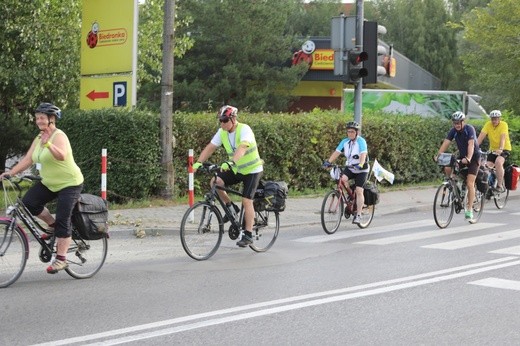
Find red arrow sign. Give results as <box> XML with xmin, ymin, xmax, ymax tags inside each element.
<box><xmin>87</xmin><ymin>90</ymin><xmax>109</xmax><ymax>101</ymax></box>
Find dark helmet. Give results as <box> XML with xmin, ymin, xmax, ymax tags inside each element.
<box><xmin>489</xmin><ymin>110</ymin><xmax>502</xmax><ymax>118</ymax></box>
<box><xmin>217</xmin><ymin>105</ymin><xmax>238</xmax><ymax>120</ymax></box>
<box><xmin>35</xmin><ymin>102</ymin><xmax>62</xmax><ymax>119</ymax></box>
<box><xmin>346</xmin><ymin>121</ymin><xmax>360</xmax><ymax>130</ymax></box>
<box><xmin>451</xmin><ymin>111</ymin><xmax>465</xmax><ymax>121</ymax></box>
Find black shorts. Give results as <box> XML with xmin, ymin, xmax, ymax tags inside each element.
<box><xmin>343</xmin><ymin>167</ymin><xmax>368</xmax><ymax>188</ymax></box>
<box><xmin>487</xmin><ymin>150</ymin><xmax>510</xmax><ymax>163</ymax></box>
<box><xmin>22</xmin><ymin>182</ymin><xmax>83</xmax><ymax>238</ymax></box>
<box><xmin>217</xmin><ymin>170</ymin><xmax>263</xmax><ymax>200</ymax></box>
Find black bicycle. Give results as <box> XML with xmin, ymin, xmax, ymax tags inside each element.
<box><xmin>1</xmin><ymin>175</ymin><xmax>108</xmax><ymax>288</ymax></box>
<box><xmin>479</xmin><ymin>150</ymin><xmax>509</xmax><ymax>209</ymax></box>
<box><xmin>179</xmin><ymin>163</ymin><xmax>279</xmax><ymax>260</ymax></box>
<box><xmin>433</xmin><ymin>155</ymin><xmax>485</xmax><ymax>228</ymax></box>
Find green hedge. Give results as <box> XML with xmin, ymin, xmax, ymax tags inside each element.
<box><xmin>59</xmin><ymin>108</ymin><xmax>519</xmax><ymax>202</ymax></box>
<box><xmin>60</xmin><ymin>109</ymin><xmax>162</xmax><ymax>202</ymax></box>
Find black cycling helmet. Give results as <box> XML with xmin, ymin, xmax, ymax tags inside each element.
<box><xmin>346</xmin><ymin>121</ymin><xmax>360</xmax><ymax>130</ymax></box>
<box><xmin>451</xmin><ymin>111</ymin><xmax>465</xmax><ymax>121</ymax></box>
<box><xmin>217</xmin><ymin>105</ymin><xmax>238</xmax><ymax>120</ymax></box>
<box><xmin>35</xmin><ymin>102</ymin><xmax>62</xmax><ymax>119</ymax></box>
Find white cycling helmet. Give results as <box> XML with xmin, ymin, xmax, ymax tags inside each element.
<box><xmin>451</xmin><ymin>111</ymin><xmax>466</xmax><ymax>121</ymax></box>
<box><xmin>489</xmin><ymin>110</ymin><xmax>502</xmax><ymax>118</ymax></box>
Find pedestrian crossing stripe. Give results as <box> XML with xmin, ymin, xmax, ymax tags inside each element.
<box><xmin>295</xmin><ymin>219</ymin><xmax>433</xmax><ymax>243</ymax></box>
<box><xmin>489</xmin><ymin>245</ymin><xmax>520</xmax><ymax>256</ymax></box>
<box><xmin>423</xmin><ymin>228</ymin><xmax>520</xmax><ymax>250</ymax></box>
<box><xmin>468</xmin><ymin>277</ymin><xmax>520</xmax><ymax>291</ymax></box>
<box><xmin>354</xmin><ymin>223</ymin><xmax>502</xmax><ymax>246</ymax></box>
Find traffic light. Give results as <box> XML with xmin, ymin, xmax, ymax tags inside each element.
<box><xmin>347</xmin><ymin>49</ymin><xmax>368</xmax><ymax>83</ymax></box>
<box><xmin>363</xmin><ymin>21</ymin><xmax>388</xmax><ymax>84</ymax></box>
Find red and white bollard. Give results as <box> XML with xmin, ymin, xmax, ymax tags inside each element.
<box><xmin>188</xmin><ymin>149</ymin><xmax>195</xmax><ymax>221</ymax></box>
<box><xmin>101</xmin><ymin>148</ymin><xmax>107</xmax><ymax>200</ymax></box>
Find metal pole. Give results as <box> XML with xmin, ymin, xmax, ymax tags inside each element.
<box><xmin>354</xmin><ymin>0</ymin><xmax>364</xmax><ymax>132</ymax></box>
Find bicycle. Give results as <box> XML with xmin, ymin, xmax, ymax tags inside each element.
<box><xmin>1</xmin><ymin>175</ymin><xmax>108</xmax><ymax>288</ymax></box>
<box><xmin>433</xmin><ymin>154</ymin><xmax>485</xmax><ymax>228</ymax></box>
<box><xmin>479</xmin><ymin>150</ymin><xmax>509</xmax><ymax>209</ymax></box>
<box><xmin>179</xmin><ymin>162</ymin><xmax>279</xmax><ymax>260</ymax></box>
<box><xmin>320</xmin><ymin>165</ymin><xmax>376</xmax><ymax>234</ymax></box>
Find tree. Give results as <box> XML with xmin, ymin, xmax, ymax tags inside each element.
<box><xmin>459</xmin><ymin>0</ymin><xmax>520</xmax><ymax>113</ymax></box>
<box><xmin>137</xmin><ymin>0</ymin><xmax>194</xmax><ymax>110</ymax></box>
<box><xmin>0</xmin><ymin>0</ymin><xmax>81</xmax><ymax>170</ymax></box>
<box><xmin>172</xmin><ymin>0</ymin><xmax>309</xmax><ymax>112</ymax></box>
<box><xmin>367</xmin><ymin>0</ymin><xmax>459</xmax><ymax>89</ymax></box>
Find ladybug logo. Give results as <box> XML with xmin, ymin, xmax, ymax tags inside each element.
<box><xmin>86</xmin><ymin>22</ymin><xmax>99</xmax><ymax>49</ymax></box>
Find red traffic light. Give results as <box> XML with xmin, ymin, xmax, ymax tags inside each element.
<box><xmin>348</xmin><ymin>51</ymin><xmax>368</xmax><ymax>65</ymax></box>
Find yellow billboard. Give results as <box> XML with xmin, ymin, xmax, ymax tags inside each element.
<box><xmin>80</xmin><ymin>75</ymin><xmax>134</xmax><ymax>110</ymax></box>
<box><xmin>81</xmin><ymin>0</ymin><xmax>136</xmax><ymax>75</ymax></box>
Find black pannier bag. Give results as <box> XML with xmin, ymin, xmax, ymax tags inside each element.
<box><xmin>363</xmin><ymin>181</ymin><xmax>380</xmax><ymax>205</ymax></box>
<box><xmin>253</xmin><ymin>181</ymin><xmax>288</xmax><ymax>212</ymax></box>
<box><xmin>476</xmin><ymin>167</ymin><xmax>489</xmax><ymax>193</ymax></box>
<box><xmin>72</xmin><ymin>194</ymin><xmax>109</xmax><ymax>240</ymax></box>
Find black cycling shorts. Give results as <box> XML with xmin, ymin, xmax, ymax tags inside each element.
<box><xmin>217</xmin><ymin>170</ymin><xmax>263</xmax><ymax>200</ymax></box>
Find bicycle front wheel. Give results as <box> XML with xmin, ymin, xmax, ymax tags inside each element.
<box><xmin>0</xmin><ymin>220</ymin><xmax>28</xmax><ymax>288</ymax></box>
<box><xmin>470</xmin><ymin>188</ymin><xmax>485</xmax><ymax>223</ymax></box>
<box><xmin>357</xmin><ymin>204</ymin><xmax>375</xmax><ymax>229</ymax></box>
<box><xmin>180</xmin><ymin>202</ymin><xmax>223</xmax><ymax>260</ymax></box>
<box><xmin>494</xmin><ymin>189</ymin><xmax>509</xmax><ymax>209</ymax></box>
<box><xmin>250</xmin><ymin>210</ymin><xmax>279</xmax><ymax>252</ymax></box>
<box><xmin>321</xmin><ymin>190</ymin><xmax>343</xmax><ymax>234</ymax></box>
<box><xmin>433</xmin><ymin>183</ymin><xmax>454</xmax><ymax>229</ymax></box>
<box><xmin>65</xmin><ymin>231</ymin><xmax>108</xmax><ymax>279</ymax></box>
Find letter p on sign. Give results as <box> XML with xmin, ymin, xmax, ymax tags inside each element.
<box><xmin>113</xmin><ymin>82</ymin><xmax>127</xmax><ymax>107</ymax></box>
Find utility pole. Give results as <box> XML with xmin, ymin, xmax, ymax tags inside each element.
<box><xmin>160</xmin><ymin>0</ymin><xmax>175</xmax><ymax>198</ymax></box>
<box><xmin>354</xmin><ymin>0</ymin><xmax>364</xmax><ymax>132</ymax></box>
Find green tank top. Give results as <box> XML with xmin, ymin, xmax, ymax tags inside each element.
<box><xmin>31</xmin><ymin>129</ymin><xmax>84</xmax><ymax>192</ymax></box>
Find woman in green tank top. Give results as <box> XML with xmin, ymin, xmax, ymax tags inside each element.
<box><xmin>0</xmin><ymin>103</ymin><xmax>84</xmax><ymax>274</ymax></box>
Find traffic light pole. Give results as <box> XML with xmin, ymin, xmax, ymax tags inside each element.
<box><xmin>354</xmin><ymin>0</ymin><xmax>364</xmax><ymax>133</ymax></box>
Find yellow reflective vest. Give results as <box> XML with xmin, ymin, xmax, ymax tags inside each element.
<box><xmin>220</xmin><ymin>123</ymin><xmax>262</xmax><ymax>175</ymax></box>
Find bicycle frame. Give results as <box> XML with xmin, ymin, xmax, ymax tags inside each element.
<box><xmin>2</xmin><ymin>177</ymin><xmax>56</xmax><ymax>261</ymax></box>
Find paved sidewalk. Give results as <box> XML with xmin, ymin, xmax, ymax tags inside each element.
<box><xmin>108</xmin><ymin>185</ymin><xmax>459</xmax><ymax>237</ymax></box>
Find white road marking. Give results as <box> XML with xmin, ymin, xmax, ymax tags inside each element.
<box><xmin>489</xmin><ymin>245</ymin><xmax>520</xmax><ymax>256</ymax></box>
<box><xmin>295</xmin><ymin>219</ymin><xmax>434</xmax><ymax>243</ymax></box>
<box><xmin>468</xmin><ymin>277</ymin><xmax>520</xmax><ymax>291</ymax></box>
<box><xmin>423</xmin><ymin>228</ymin><xmax>520</xmax><ymax>250</ymax></box>
<box><xmin>355</xmin><ymin>223</ymin><xmax>502</xmax><ymax>245</ymax></box>
<box><xmin>33</xmin><ymin>256</ymin><xmax>519</xmax><ymax>346</ymax></box>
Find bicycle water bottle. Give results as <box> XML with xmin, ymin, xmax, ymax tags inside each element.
<box><xmin>488</xmin><ymin>172</ymin><xmax>496</xmax><ymax>189</ymax></box>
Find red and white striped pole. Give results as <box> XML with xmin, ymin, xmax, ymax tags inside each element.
<box><xmin>188</xmin><ymin>149</ymin><xmax>195</xmax><ymax>221</ymax></box>
<box><xmin>101</xmin><ymin>148</ymin><xmax>107</xmax><ymax>200</ymax></box>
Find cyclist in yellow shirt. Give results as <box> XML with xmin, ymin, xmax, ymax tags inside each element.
<box><xmin>477</xmin><ymin>110</ymin><xmax>512</xmax><ymax>192</ymax></box>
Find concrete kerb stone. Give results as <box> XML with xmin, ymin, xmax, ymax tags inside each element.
<box><xmin>107</xmin><ymin>186</ymin><xmax>449</xmax><ymax>238</ymax></box>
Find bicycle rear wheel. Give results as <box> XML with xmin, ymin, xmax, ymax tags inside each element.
<box><xmin>0</xmin><ymin>220</ymin><xmax>28</xmax><ymax>288</ymax></box>
<box><xmin>65</xmin><ymin>230</ymin><xmax>108</xmax><ymax>279</ymax></box>
<box><xmin>250</xmin><ymin>210</ymin><xmax>279</xmax><ymax>252</ymax></box>
<box><xmin>494</xmin><ymin>189</ymin><xmax>509</xmax><ymax>209</ymax></box>
<box><xmin>180</xmin><ymin>202</ymin><xmax>223</xmax><ymax>260</ymax></box>
<box><xmin>433</xmin><ymin>183</ymin><xmax>454</xmax><ymax>229</ymax></box>
<box><xmin>357</xmin><ymin>204</ymin><xmax>375</xmax><ymax>229</ymax></box>
<box><xmin>321</xmin><ymin>190</ymin><xmax>343</xmax><ymax>234</ymax></box>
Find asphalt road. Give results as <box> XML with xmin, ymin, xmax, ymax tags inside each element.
<box><xmin>2</xmin><ymin>197</ymin><xmax>520</xmax><ymax>345</ymax></box>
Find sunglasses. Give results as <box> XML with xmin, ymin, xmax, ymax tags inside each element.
<box><xmin>219</xmin><ymin>118</ymin><xmax>230</xmax><ymax>124</ymax></box>
<box><xmin>452</xmin><ymin>121</ymin><xmax>463</xmax><ymax>125</ymax></box>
